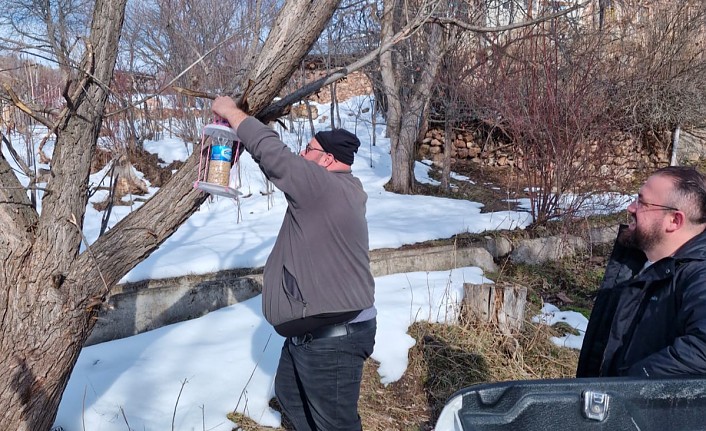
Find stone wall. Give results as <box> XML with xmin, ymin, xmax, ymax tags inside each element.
<box><xmin>417</xmin><ymin>128</ymin><xmax>675</xmax><ymax>176</ymax></box>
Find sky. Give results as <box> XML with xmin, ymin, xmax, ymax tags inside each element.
<box><xmin>3</xmin><ymin>96</ymin><xmax>611</xmax><ymax>431</ymax></box>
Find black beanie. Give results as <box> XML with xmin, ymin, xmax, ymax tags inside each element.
<box><xmin>314</xmin><ymin>129</ymin><xmax>361</xmax><ymax>166</ymax></box>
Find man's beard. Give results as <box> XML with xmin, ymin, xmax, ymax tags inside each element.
<box><xmin>618</xmin><ymin>221</ymin><xmax>660</xmax><ymax>252</ymax></box>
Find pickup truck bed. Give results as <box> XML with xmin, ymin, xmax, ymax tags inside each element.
<box><xmin>435</xmin><ymin>377</ymin><xmax>706</xmax><ymax>430</ymax></box>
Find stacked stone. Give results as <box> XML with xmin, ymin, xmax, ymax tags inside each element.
<box><xmin>418</xmin><ymin>128</ymin><xmax>514</xmax><ymax>168</ymax></box>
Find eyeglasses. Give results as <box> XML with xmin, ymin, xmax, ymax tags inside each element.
<box><xmin>635</xmin><ymin>197</ymin><xmax>679</xmax><ymax>212</ymax></box>
<box><xmin>304</xmin><ymin>144</ymin><xmax>326</xmax><ymax>155</ymax></box>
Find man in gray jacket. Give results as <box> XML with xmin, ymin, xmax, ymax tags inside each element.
<box><xmin>212</xmin><ymin>96</ymin><xmax>376</xmax><ymax>430</ymax></box>
<box><xmin>578</xmin><ymin>166</ymin><xmax>706</xmax><ymax>377</ymax></box>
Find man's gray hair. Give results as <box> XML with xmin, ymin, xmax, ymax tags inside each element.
<box><xmin>654</xmin><ymin>166</ymin><xmax>706</xmax><ymax>225</ymax></box>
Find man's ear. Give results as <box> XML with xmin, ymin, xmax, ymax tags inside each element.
<box><xmin>323</xmin><ymin>153</ymin><xmax>336</xmax><ymax>168</ymax></box>
<box><xmin>668</xmin><ymin>211</ymin><xmax>686</xmax><ymax>232</ymax></box>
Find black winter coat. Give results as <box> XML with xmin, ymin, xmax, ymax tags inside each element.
<box><xmin>577</xmin><ymin>225</ymin><xmax>706</xmax><ymax>377</ymax></box>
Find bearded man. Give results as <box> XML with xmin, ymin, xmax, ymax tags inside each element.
<box><xmin>577</xmin><ymin>166</ymin><xmax>706</xmax><ymax>377</ymax></box>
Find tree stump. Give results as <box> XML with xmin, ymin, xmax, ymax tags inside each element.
<box><xmin>464</xmin><ymin>282</ymin><xmax>528</xmax><ymax>333</ymax></box>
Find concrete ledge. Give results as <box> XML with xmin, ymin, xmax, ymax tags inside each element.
<box><xmin>88</xmin><ymin>244</ymin><xmax>496</xmax><ymax>345</ymax></box>
<box><xmin>371</xmin><ymin>244</ymin><xmax>496</xmax><ymax>276</ymax></box>
<box><xmin>88</xmin><ymin>227</ymin><xmax>617</xmax><ymax>345</ymax></box>
<box><xmin>87</xmin><ymin>270</ymin><xmax>262</xmax><ymax>345</ymax></box>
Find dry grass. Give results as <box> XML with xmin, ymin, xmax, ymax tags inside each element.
<box><xmin>229</xmin><ymin>309</ymin><xmax>579</xmax><ymax>431</ymax></box>
<box><xmin>359</xmin><ymin>315</ymin><xmax>578</xmax><ymax>431</ymax></box>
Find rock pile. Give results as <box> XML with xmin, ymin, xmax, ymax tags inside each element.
<box><xmin>418</xmin><ymin>128</ymin><xmax>516</xmax><ymax>168</ymax></box>
<box><xmin>308</xmin><ymin>71</ymin><xmax>372</xmax><ymax>104</ymax></box>
<box><xmin>417</xmin><ymin>127</ymin><xmax>676</xmax><ymax>184</ymax></box>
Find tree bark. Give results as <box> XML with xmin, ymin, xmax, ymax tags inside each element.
<box><xmin>0</xmin><ymin>2</ymin><xmax>128</xmax><ymax>429</ymax></box>
<box><xmin>0</xmin><ymin>0</ymin><xmax>342</xmax><ymax>429</ymax></box>
<box><xmin>381</xmin><ymin>0</ymin><xmax>450</xmax><ymax>194</ymax></box>
<box><xmin>244</xmin><ymin>0</ymin><xmax>341</xmax><ymax>116</ymax></box>
<box><xmin>670</xmin><ymin>124</ymin><xmax>681</xmax><ymax>166</ymax></box>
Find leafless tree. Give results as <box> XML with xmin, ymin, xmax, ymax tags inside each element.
<box><xmin>120</xmin><ymin>0</ymin><xmax>272</xmax><ymax>142</ymax></box>
<box><xmin>0</xmin><ymin>1</ymin><xmax>346</xmax><ymax>429</ymax></box>
<box><xmin>1</xmin><ymin>2</ymin><xmax>129</xmax><ymax>430</ymax></box>
<box><xmin>0</xmin><ymin>0</ymin><xmax>93</xmax><ymax>73</ymax></box>
<box><xmin>377</xmin><ymin>0</ymin><xmax>587</xmax><ymax>194</ymax></box>
<box><xmin>604</xmin><ymin>0</ymin><xmax>706</xmax><ymax>148</ymax></box>
<box><xmin>379</xmin><ymin>0</ymin><xmax>455</xmax><ymax>194</ymax></box>
<box><xmin>467</xmin><ymin>14</ymin><xmax>624</xmax><ymax>226</ymax></box>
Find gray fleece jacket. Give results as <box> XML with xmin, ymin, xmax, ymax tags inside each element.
<box><xmin>236</xmin><ymin>117</ymin><xmax>375</xmax><ymax>327</ymax></box>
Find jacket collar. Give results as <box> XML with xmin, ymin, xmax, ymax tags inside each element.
<box><xmin>671</xmin><ymin>228</ymin><xmax>706</xmax><ymax>261</ymax></box>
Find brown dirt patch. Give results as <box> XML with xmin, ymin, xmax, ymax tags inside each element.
<box><xmin>89</xmin><ymin>145</ymin><xmax>182</xmax><ymax>189</ymax></box>
<box><xmin>417</xmin><ymin>159</ymin><xmax>530</xmax><ymax>213</ymax></box>
<box><xmin>130</xmin><ymin>146</ymin><xmax>183</xmax><ymax>187</ymax></box>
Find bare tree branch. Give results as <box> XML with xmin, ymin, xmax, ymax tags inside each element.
<box><xmin>429</xmin><ymin>1</ymin><xmax>588</xmax><ymax>33</ymax></box>
<box><xmin>106</xmin><ymin>32</ymin><xmax>242</xmax><ymax>117</ymax></box>
<box><xmin>259</xmin><ymin>4</ymin><xmax>432</xmax><ymax>123</ymax></box>
<box><xmin>1</xmin><ymin>83</ymin><xmax>55</xmax><ymax>129</ymax></box>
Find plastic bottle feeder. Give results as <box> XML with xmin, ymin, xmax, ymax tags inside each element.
<box><xmin>194</xmin><ymin>116</ymin><xmax>242</xmax><ymax>198</ymax></box>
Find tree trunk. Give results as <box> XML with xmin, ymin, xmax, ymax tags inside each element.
<box><xmin>442</xmin><ymin>111</ymin><xmax>453</xmax><ymax>191</ymax></box>
<box><xmin>379</xmin><ymin>0</ymin><xmax>406</xmax><ymax>192</ymax></box>
<box><xmin>389</xmin><ymin>110</ymin><xmax>422</xmax><ymax>192</ymax></box>
<box><xmin>464</xmin><ymin>282</ymin><xmax>528</xmax><ymax>334</ymax></box>
<box><xmin>380</xmin><ymin>0</ymin><xmax>451</xmax><ymax>194</ymax></box>
<box><xmin>245</xmin><ymin>0</ymin><xmax>341</xmax><ymax>116</ymax></box>
<box><xmin>0</xmin><ymin>1</ymin><xmax>342</xmax><ymax>430</ymax></box>
<box><xmin>0</xmin><ymin>2</ymin><xmax>128</xmax><ymax>429</ymax></box>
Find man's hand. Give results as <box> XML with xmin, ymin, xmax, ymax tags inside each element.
<box><xmin>212</xmin><ymin>96</ymin><xmax>249</xmax><ymax>129</ymax></box>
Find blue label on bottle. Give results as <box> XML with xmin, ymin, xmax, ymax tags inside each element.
<box><xmin>211</xmin><ymin>145</ymin><xmax>233</xmax><ymax>162</ymax></box>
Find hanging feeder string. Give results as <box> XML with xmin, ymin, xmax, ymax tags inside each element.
<box><xmin>234</xmin><ymin>140</ymin><xmax>242</xmax><ymax>162</ymax></box>
<box><xmin>196</xmin><ymin>131</ymin><xmax>210</xmax><ymax>186</ymax></box>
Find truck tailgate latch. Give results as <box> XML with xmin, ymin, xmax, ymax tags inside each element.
<box><xmin>582</xmin><ymin>390</ymin><xmax>610</xmax><ymax>421</ymax></box>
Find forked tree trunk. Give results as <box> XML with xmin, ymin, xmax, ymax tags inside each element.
<box><xmin>0</xmin><ymin>1</ymin><xmax>128</xmax><ymax>429</ymax></box>
<box><xmin>0</xmin><ymin>1</ymin><xmax>342</xmax><ymax>429</ymax></box>
<box><xmin>380</xmin><ymin>0</ymin><xmax>451</xmax><ymax>194</ymax></box>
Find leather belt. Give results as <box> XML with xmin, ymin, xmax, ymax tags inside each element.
<box><xmin>290</xmin><ymin>318</ymin><xmax>376</xmax><ymax>344</ymax></box>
